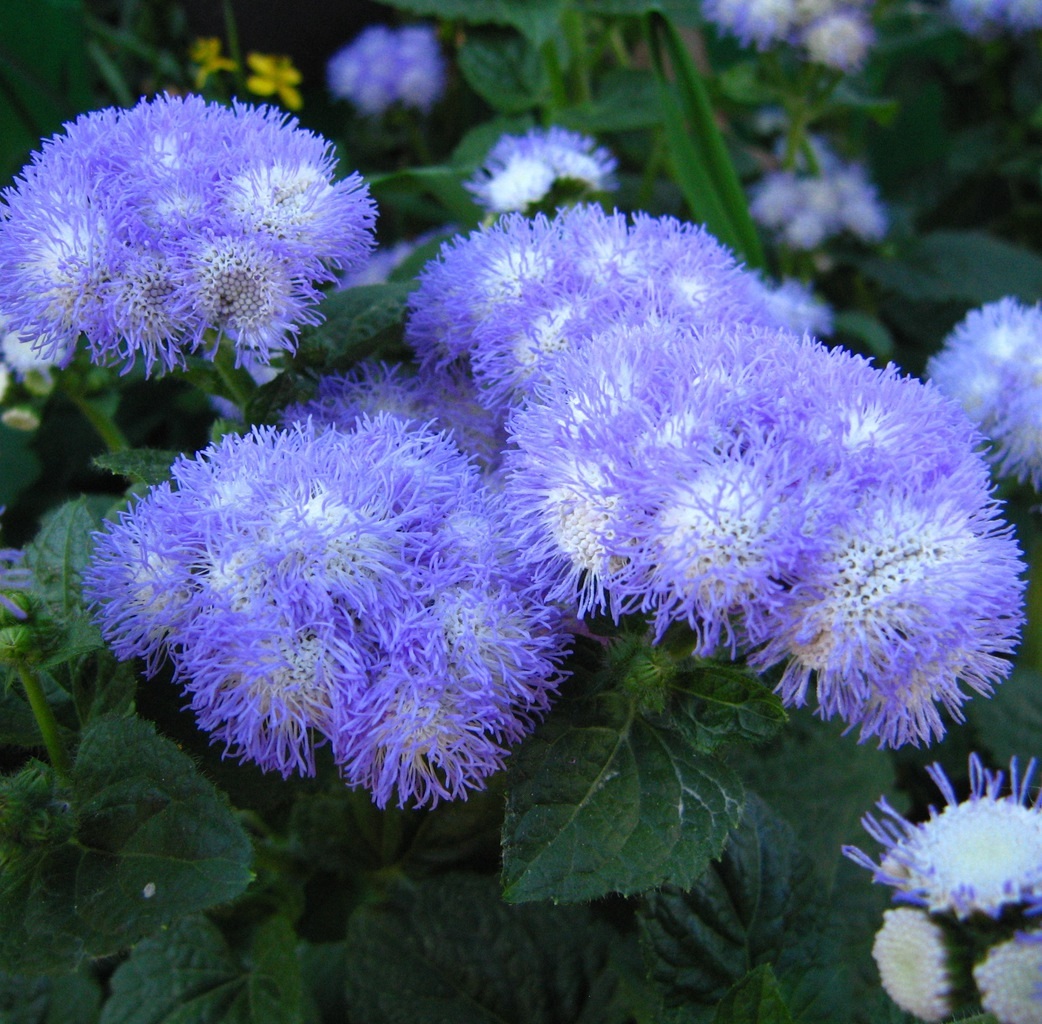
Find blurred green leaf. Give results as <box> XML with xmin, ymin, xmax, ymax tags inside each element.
<box><xmin>370</xmin><ymin>0</ymin><xmax>564</xmax><ymax>44</ymax></box>
<box><xmin>502</xmin><ymin>668</ymin><xmax>744</xmax><ymax>903</ymax></box>
<box><xmin>833</xmin><ymin>311</ymin><xmax>896</xmax><ymax>362</ymax></box>
<box><xmin>344</xmin><ymin>873</ymin><xmax>635</xmax><ymax>1024</ymax></box>
<box><xmin>0</xmin><ymin>716</ymin><xmax>253</xmax><ymax>973</ymax></box>
<box><xmin>557</xmin><ymin>70</ymin><xmax>664</xmax><ymax>131</ymax></box>
<box><xmin>858</xmin><ymin>231</ymin><xmax>1042</xmax><ymax>305</ymax></box>
<box><xmin>967</xmin><ymin>667</ymin><xmax>1042</xmax><ymax>766</ymax></box>
<box><xmin>713</xmin><ymin>965</ymin><xmax>796</xmax><ymax>1024</ymax></box>
<box><xmin>0</xmin><ymin>966</ymin><xmax>102</xmax><ymax>1024</ymax></box>
<box><xmin>458</xmin><ymin>32</ymin><xmax>547</xmax><ymax>113</ymax></box>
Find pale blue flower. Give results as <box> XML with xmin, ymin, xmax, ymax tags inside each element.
<box><xmin>0</xmin><ymin>94</ymin><xmax>376</xmax><ymax>375</ymax></box>
<box><xmin>326</xmin><ymin>24</ymin><xmax>446</xmax><ymax>116</ymax></box>
<box><xmin>85</xmin><ymin>417</ymin><xmax>568</xmax><ymax>805</ymax></box>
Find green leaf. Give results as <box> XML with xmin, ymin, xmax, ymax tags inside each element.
<box><xmin>450</xmin><ymin>115</ymin><xmax>537</xmax><ymax>169</ymax></box>
<box><xmin>458</xmin><ymin>31</ymin><xmax>547</xmax><ymax>113</ymax></box>
<box><xmin>857</xmin><ymin>231</ymin><xmax>1042</xmax><ymax>305</ymax></box>
<box><xmin>638</xmin><ymin>795</ymin><xmax>845</xmax><ymax>1022</ymax></box>
<box><xmin>0</xmin><ymin>967</ymin><xmax>102</xmax><ymax>1024</ymax></box>
<box><xmin>968</xmin><ymin>667</ymin><xmax>1042</xmax><ymax>766</ymax></box>
<box><xmin>671</xmin><ymin>663</ymin><xmax>787</xmax><ymax>753</ymax></box>
<box><xmin>0</xmin><ymin>716</ymin><xmax>253</xmax><ymax>973</ymax></box>
<box><xmin>99</xmin><ymin>914</ymin><xmax>303</xmax><ymax>1024</ymax></box>
<box><xmin>93</xmin><ymin>449</ymin><xmax>180</xmax><ymax>487</ymax></box>
<box><xmin>713</xmin><ymin>965</ymin><xmax>796</xmax><ymax>1024</ymax></box>
<box><xmin>294</xmin><ymin>282</ymin><xmax>415</xmax><ymax>369</ymax></box>
<box><xmin>22</xmin><ymin>499</ymin><xmax>102</xmax><ymax>621</ymax></box>
<box><xmin>556</xmin><ymin>70</ymin><xmax>663</xmax><ymax>132</ymax></box>
<box><xmin>644</xmin><ymin>16</ymin><xmax>765</xmax><ymax>267</ymax></box>
<box><xmin>371</xmin><ymin>0</ymin><xmax>564</xmax><ymax>44</ymax></box>
<box><xmin>833</xmin><ymin>311</ymin><xmax>895</xmax><ymax>361</ymax></box>
<box><xmin>502</xmin><ymin>671</ymin><xmax>744</xmax><ymax>903</ymax></box>
<box><xmin>734</xmin><ymin>705</ymin><xmax>897</xmax><ymax>889</ymax></box>
<box><xmin>573</xmin><ymin>0</ymin><xmax>703</xmax><ymax>24</ymax></box>
<box><xmin>343</xmin><ymin>873</ymin><xmax>634</xmax><ymax>1024</ymax></box>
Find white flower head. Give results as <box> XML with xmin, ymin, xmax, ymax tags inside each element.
<box><xmin>872</xmin><ymin>908</ymin><xmax>954</xmax><ymax>1023</ymax></box>
<box><xmin>845</xmin><ymin>754</ymin><xmax>1042</xmax><ymax>919</ymax></box>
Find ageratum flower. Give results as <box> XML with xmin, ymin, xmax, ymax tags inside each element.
<box><xmin>927</xmin><ymin>298</ymin><xmax>1042</xmax><ymax>490</ymax></box>
<box><xmin>950</xmin><ymin>0</ymin><xmax>1042</xmax><ymax>34</ymax></box>
<box><xmin>750</xmin><ymin>142</ymin><xmax>886</xmax><ymax>251</ymax></box>
<box><xmin>465</xmin><ymin>127</ymin><xmax>618</xmax><ymax>214</ymax></box>
<box><xmin>974</xmin><ymin>932</ymin><xmax>1042</xmax><ymax>1024</ymax></box>
<box><xmin>282</xmin><ymin>361</ymin><xmax>508</xmax><ymax>473</ymax></box>
<box><xmin>701</xmin><ymin>0</ymin><xmax>873</xmax><ymax>69</ymax></box>
<box><xmin>508</xmin><ymin>309</ymin><xmax>1023</xmax><ymax>744</ymax></box>
<box><xmin>871</xmin><ymin>908</ymin><xmax>954</xmax><ymax>1023</ymax></box>
<box><xmin>326</xmin><ymin>24</ymin><xmax>446</xmax><ymax>116</ymax></box>
<box><xmin>406</xmin><ymin>204</ymin><xmax>773</xmax><ymax>413</ymax></box>
<box><xmin>845</xmin><ymin>754</ymin><xmax>1042</xmax><ymax>918</ymax></box>
<box><xmin>0</xmin><ymin>94</ymin><xmax>376</xmax><ymax>375</ymax></box>
<box><xmin>85</xmin><ymin>417</ymin><xmax>568</xmax><ymax>807</ymax></box>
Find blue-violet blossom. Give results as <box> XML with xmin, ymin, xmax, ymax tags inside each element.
<box><xmin>927</xmin><ymin>297</ymin><xmax>1042</xmax><ymax>490</ymax></box>
<box><xmin>0</xmin><ymin>93</ymin><xmax>376</xmax><ymax>375</ymax></box>
<box><xmin>326</xmin><ymin>24</ymin><xmax>446</xmax><ymax>116</ymax></box>
<box><xmin>85</xmin><ymin>417</ymin><xmax>568</xmax><ymax>807</ymax></box>
<box><xmin>465</xmin><ymin>127</ymin><xmax>618</xmax><ymax>214</ymax></box>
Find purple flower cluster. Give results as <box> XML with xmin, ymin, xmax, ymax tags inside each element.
<box><xmin>750</xmin><ymin>147</ymin><xmax>887</xmax><ymax>251</ymax></box>
<box><xmin>465</xmin><ymin>127</ymin><xmax>618</xmax><ymax>214</ymax></box>
<box><xmin>282</xmin><ymin>361</ymin><xmax>507</xmax><ymax>474</ymax></box>
<box><xmin>85</xmin><ymin>418</ymin><xmax>568</xmax><ymax>807</ymax></box>
<box><xmin>326</xmin><ymin>24</ymin><xmax>446</xmax><ymax>116</ymax></box>
<box><xmin>406</xmin><ymin>204</ymin><xmax>781</xmax><ymax>415</ymax></box>
<box><xmin>949</xmin><ymin>0</ymin><xmax>1042</xmax><ymax>34</ymax></box>
<box><xmin>927</xmin><ymin>298</ymin><xmax>1042</xmax><ymax>490</ymax></box>
<box><xmin>0</xmin><ymin>94</ymin><xmax>376</xmax><ymax>376</ymax></box>
<box><xmin>701</xmin><ymin>0</ymin><xmax>874</xmax><ymax>70</ymax></box>
<box><xmin>505</xmin><ymin>310</ymin><xmax>1024</xmax><ymax>747</ymax></box>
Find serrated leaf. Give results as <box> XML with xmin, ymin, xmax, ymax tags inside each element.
<box><xmin>638</xmin><ymin>795</ymin><xmax>846</xmax><ymax>1022</ymax></box>
<box><xmin>502</xmin><ymin>676</ymin><xmax>744</xmax><ymax>903</ymax></box>
<box><xmin>99</xmin><ymin>914</ymin><xmax>302</xmax><ymax>1024</ymax></box>
<box><xmin>857</xmin><ymin>231</ymin><xmax>1042</xmax><ymax>305</ymax></box>
<box><xmin>556</xmin><ymin>70</ymin><xmax>663</xmax><ymax>132</ymax></box>
<box><xmin>343</xmin><ymin>873</ymin><xmax>633</xmax><ymax>1024</ymax></box>
<box><xmin>93</xmin><ymin>449</ymin><xmax>180</xmax><ymax>486</ymax></box>
<box><xmin>371</xmin><ymin>0</ymin><xmax>563</xmax><ymax>44</ymax></box>
<box><xmin>22</xmin><ymin>499</ymin><xmax>102</xmax><ymax>620</ymax></box>
<box><xmin>296</xmin><ymin>282</ymin><xmax>415</xmax><ymax>368</ymax></box>
<box><xmin>671</xmin><ymin>663</ymin><xmax>787</xmax><ymax>752</ymax></box>
<box><xmin>734</xmin><ymin>705</ymin><xmax>898</xmax><ymax>889</ymax></box>
<box><xmin>458</xmin><ymin>32</ymin><xmax>547</xmax><ymax>113</ymax></box>
<box><xmin>714</xmin><ymin>965</ymin><xmax>796</xmax><ymax>1024</ymax></box>
<box><xmin>0</xmin><ymin>716</ymin><xmax>253</xmax><ymax>973</ymax></box>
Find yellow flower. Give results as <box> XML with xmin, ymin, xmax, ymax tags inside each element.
<box><xmin>245</xmin><ymin>53</ymin><xmax>303</xmax><ymax>111</ymax></box>
<box><xmin>189</xmin><ymin>37</ymin><xmax>237</xmax><ymax>90</ymax></box>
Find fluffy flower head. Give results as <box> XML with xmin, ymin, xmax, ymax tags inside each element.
<box><xmin>85</xmin><ymin>417</ymin><xmax>567</xmax><ymax>807</ymax></box>
<box><xmin>974</xmin><ymin>932</ymin><xmax>1042</xmax><ymax>1024</ymax></box>
<box><xmin>0</xmin><ymin>94</ymin><xmax>376</xmax><ymax>375</ymax></box>
<box><xmin>872</xmin><ymin>908</ymin><xmax>953</xmax><ymax>1022</ymax></box>
<box><xmin>326</xmin><ymin>24</ymin><xmax>445</xmax><ymax>115</ymax></box>
<box><xmin>465</xmin><ymin>127</ymin><xmax>618</xmax><ymax>214</ymax></box>
<box><xmin>928</xmin><ymin>297</ymin><xmax>1042</xmax><ymax>489</ymax></box>
<box><xmin>845</xmin><ymin>754</ymin><xmax>1042</xmax><ymax>918</ymax></box>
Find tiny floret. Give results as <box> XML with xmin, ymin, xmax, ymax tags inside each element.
<box><xmin>974</xmin><ymin>932</ymin><xmax>1042</xmax><ymax>1024</ymax></box>
<box><xmin>871</xmin><ymin>908</ymin><xmax>953</xmax><ymax>1023</ymax></box>
<box><xmin>845</xmin><ymin>754</ymin><xmax>1042</xmax><ymax>919</ymax></box>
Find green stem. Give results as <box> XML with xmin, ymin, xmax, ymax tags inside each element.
<box><xmin>222</xmin><ymin>0</ymin><xmax>249</xmax><ymax>96</ymax></box>
<box><xmin>540</xmin><ymin>38</ymin><xmax>569</xmax><ymax>116</ymax></box>
<box><xmin>562</xmin><ymin>8</ymin><xmax>591</xmax><ymax>105</ymax></box>
<box><xmin>18</xmin><ymin>663</ymin><xmax>71</xmax><ymax>778</ymax></box>
<box><xmin>212</xmin><ymin>341</ymin><xmax>255</xmax><ymax>410</ymax></box>
<box><xmin>62</xmin><ymin>386</ymin><xmax>129</xmax><ymax>453</ymax></box>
